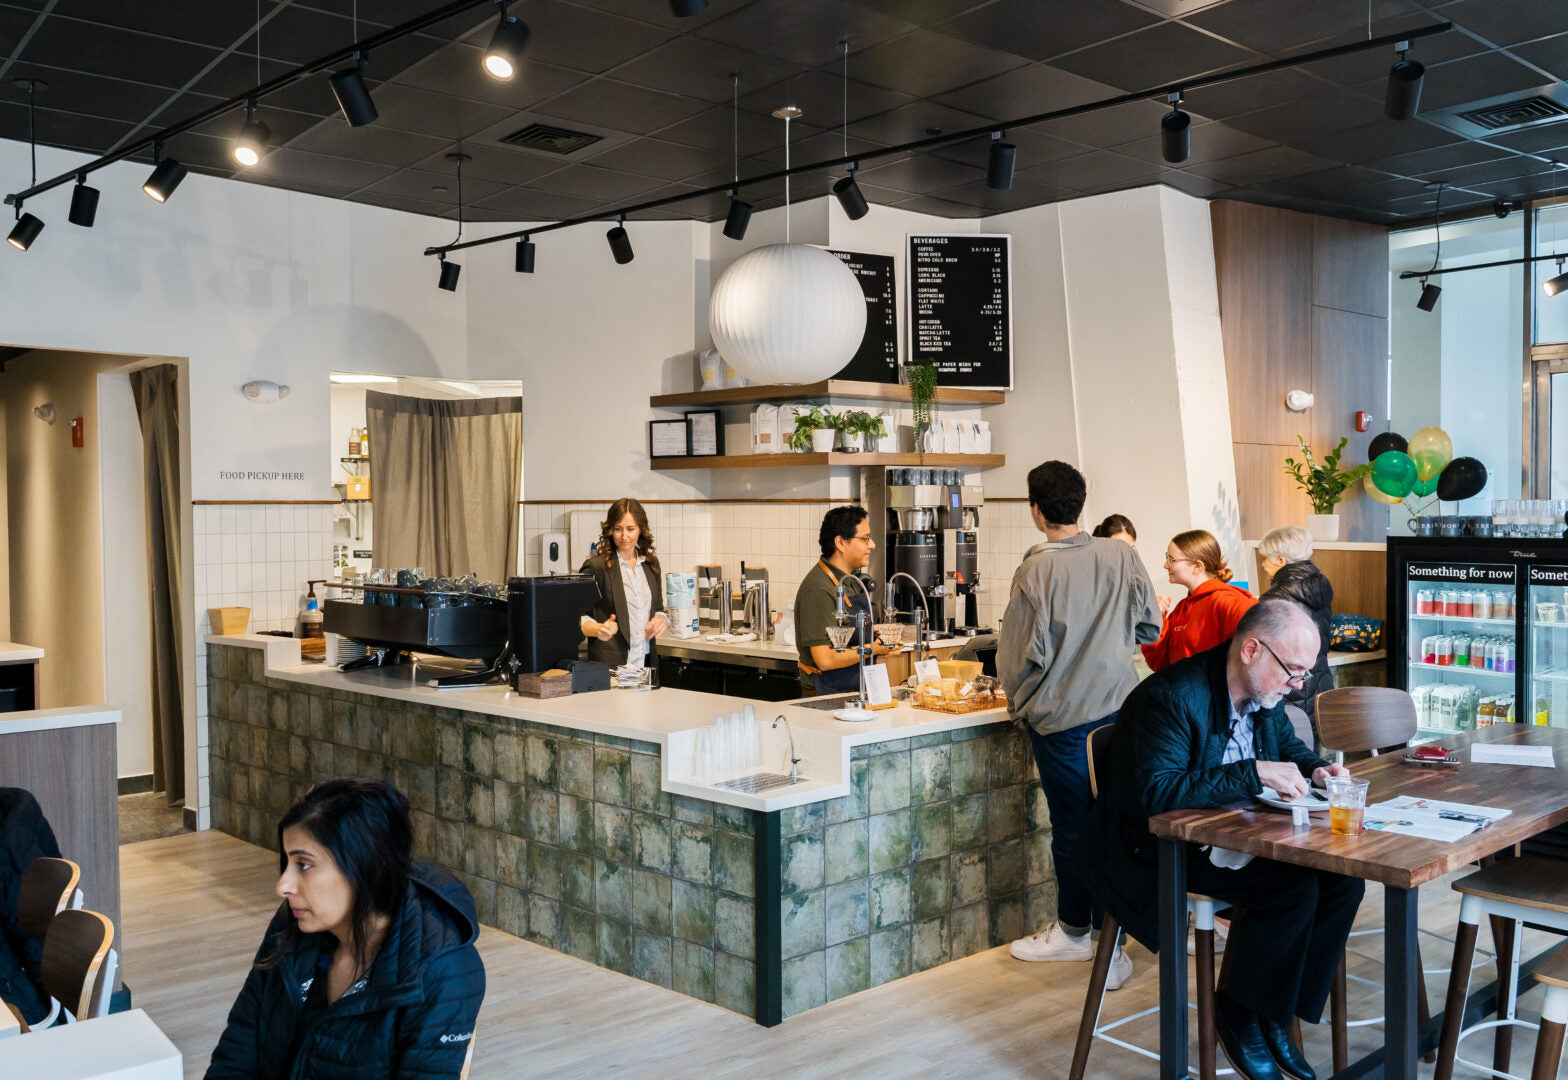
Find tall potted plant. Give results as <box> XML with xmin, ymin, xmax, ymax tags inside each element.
<box><xmin>907</xmin><ymin>360</ymin><xmax>938</xmax><ymax>454</ymax></box>
<box><xmin>1284</xmin><ymin>435</ymin><xmax>1369</xmax><ymax>542</ymax></box>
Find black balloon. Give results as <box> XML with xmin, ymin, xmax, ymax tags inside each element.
<box><xmin>1368</xmin><ymin>431</ymin><xmax>1408</xmax><ymax>459</ymax></box>
<box><xmin>1436</xmin><ymin>456</ymin><xmax>1487</xmax><ymax>502</ymax></box>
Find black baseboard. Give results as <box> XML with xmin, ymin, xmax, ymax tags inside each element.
<box><xmin>183</xmin><ymin>807</ymin><xmax>198</xmax><ymax>831</ymax></box>
<box><xmin>117</xmin><ymin>774</ymin><xmax>155</xmax><ymax>796</ymax></box>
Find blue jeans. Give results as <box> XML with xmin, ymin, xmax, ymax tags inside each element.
<box><xmin>1027</xmin><ymin>713</ymin><xmax>1117</xmax><ymax>934</ymax></box>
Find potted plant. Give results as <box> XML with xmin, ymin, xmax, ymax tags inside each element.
<box><xmin>786</xmin><ymin>406</ymin><xmax>840</xmax><ymax>453</ymax></box>
<box><xmin>907</xmin><ymin>360</ymin><xmax>938</xmax><ymax>454</ymax></box>
<box><xmin>1284</xmin><ymin>435</ymin><xmax>1369</xmax><ymax>542</ymax></box>
<box><xmin>839</xmin><ymin>410</ymin><xmax>888</xmax><ymax>453</ymax></box>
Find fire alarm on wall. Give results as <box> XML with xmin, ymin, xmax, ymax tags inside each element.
<box><xmin>1355</xmin><ymin>411</ymin><xmax>1372</xmax><ymax>432</ymax></box>
<box><xmin>69</xmin><ymin>417</ymin><xmax>84</xmax><ymax>448</ymax></box>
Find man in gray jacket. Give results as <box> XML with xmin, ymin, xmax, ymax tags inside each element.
<box><xmin>999</xmin><ymin>460</ymin><xmax>1160</xmax><ymax>987</ymax></box>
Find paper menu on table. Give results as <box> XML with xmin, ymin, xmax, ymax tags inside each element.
<box><xmin>913</xmin><ymin>659</ymin><xmax>942</xmax><ymax>683</ymax></box>
<box><xmin>1362</xmin><ymin>795</ymin><xmax>1511</xmax><ymax>842</ymax></box>
<box><xmin>1472</xmin><ymin>743</ymin><xmax>1556</xmax><ymax>768</ymax></box>
<box><xmin>863</xmin><ymin>663</ymin><xmax>893</xmax><ymax>707</ymax></box>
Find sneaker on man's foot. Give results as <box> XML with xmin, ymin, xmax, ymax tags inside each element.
<box><xmin>1009</xmin><ymin>922</ymin><xmax>1094</xmax><ymax>963</ymax></box>
<box><xmin>1105</xmin><ymin>948</ymin><xmax>1134</xmax><ymax>991</ymax></box>
<box><xmin>1186</xmin><ymin>918</ymin><xmax>1230</xmax><ymax>956</ymax></box>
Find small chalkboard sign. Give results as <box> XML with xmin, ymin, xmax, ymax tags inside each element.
<box><xmin>907</xmin><ymin>233</ymin><xmax>1012</xmax><ymax>389</ymax></box>
<box><xmin>827</xmin><ymin>249</ymin><xmax>898</xmax><ymax>384</ymax></box>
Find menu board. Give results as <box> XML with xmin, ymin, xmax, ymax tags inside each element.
<box><xmin>828</xmin><ymin>249</ymin><xmax>898</xmax><ymax>383</ymax></box>
<box><xmin>907</xmin><ymin>233</ymin><xmax>1012</xmax><ymax>389</ymax></box>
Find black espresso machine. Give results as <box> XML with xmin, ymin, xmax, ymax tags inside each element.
<box><xmin>864</xmin><ymin>467</ymin><xmax>986</xmax><ymax>634</ymax></box>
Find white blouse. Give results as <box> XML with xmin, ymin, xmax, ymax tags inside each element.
<box><xmin>619</xmin><ymin>554</ymin><xmax>653</xmax><ymax>668</ymax></box>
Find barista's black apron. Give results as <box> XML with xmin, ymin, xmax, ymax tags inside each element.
<box><xmin>805</xmin><ymin>561</ymin><xmax>874</xmax><ymax>694</ymax></box>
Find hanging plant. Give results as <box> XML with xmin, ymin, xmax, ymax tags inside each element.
<box><xmin>907</xmin><ymin>360</ymin><xmax>938</xmax><ymax>435</ymax></box>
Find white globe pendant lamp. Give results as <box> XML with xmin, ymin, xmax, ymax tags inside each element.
<box><xmin>706</xmin><ymin>103</ymin><xmax>868</xmax><ymax>386</ymax></box>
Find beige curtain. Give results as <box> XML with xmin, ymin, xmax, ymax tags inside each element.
<box><xmin>364</xmin><ymin>391</ymin><xmax>522</xmax><ymax>582</ymax></box>
<box><xmin>129</xmin><ymin>365</ymin><xmax>185</xmax><ymax>805</ymax></box>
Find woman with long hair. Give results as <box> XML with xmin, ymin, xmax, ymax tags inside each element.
<box><xmin>1141</xmin><ymin>529</ymin><xmax>1256</xmax><ymax>671</ymax></box>
<box><xmin>579</xmin><ymin>497</ymin><xmax>667</xmax><ymax>669</ymax></box>
<box><xmin>207</xmin><ymin>778</ymin><xmax>484</xmax><ymax>1079</ymax></box>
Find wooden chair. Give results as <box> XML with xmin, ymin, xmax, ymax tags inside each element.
<box><xmin>1313</xmin><ymin>686</ymin><xmax>1433</xmax><ymax>1071</ymax></box>
<box><xmin>38</xmin><ymin>909</ymin><xmax>116</xmax><ymax>1025</ymax></box>
<box><xmin>1069</xmin><ymin>723</ymin><xmax>1234</xmax><ymax>1080</ymax></box>
<box><xmin>1433</xmin><ymin>858</ymin><xmax>1568</xmax><ymax>1080</ymax></box>
<box><xmin>459</xmin><ymin>1027</ymin><xmax>476</xmax><ymax>1080</ymax></box>
<box><xmin>1514</xmin><ymin>947</ymin><xmax>1568</xmax><ymax>1080</ymax></box>
<box><xmin>17</xmin><ymin>857</ymin><xmax>82</xmax><ymax>944</ymax></box>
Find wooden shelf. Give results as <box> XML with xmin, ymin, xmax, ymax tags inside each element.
<box><xmin>650</xmin><ymin>452</ymin><xmax>1006</xmax><ymax>471</ymax></box>
<box><xmin>650</xmin><ymin>379</ymin><xmax>1005</xmax><ymax>409</ymax></box>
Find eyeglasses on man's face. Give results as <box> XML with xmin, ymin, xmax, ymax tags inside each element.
<box><xmin>1256</xmin><ymin>638</ymin><xmax>1310</xmax><ymax>687</ymax></box>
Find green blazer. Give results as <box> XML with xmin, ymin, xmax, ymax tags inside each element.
<box><xmin>579</xmin><ymin>553</ymin><xmax>665</xmax><ymax>666</ymax></box>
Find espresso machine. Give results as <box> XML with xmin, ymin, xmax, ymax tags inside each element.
<box><xmin>866</xmin><ymin>467</ymin><xmax>986</xmax><ymax>635</ymax></box>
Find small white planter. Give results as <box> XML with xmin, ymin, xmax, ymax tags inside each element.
<box><xmin>1306</xmin><ymin>513</ymin><xmax>1341</xmax><ymax>542</ymax></box>
<box><xmin>840</xmin><ymin>432</ymin><xmax>865</xmax><ymax>452</ymax></box>
<box><xmin>810</xmin><ymin>428</ymin><xmax>837</xmax><ymax>453</ymax></box>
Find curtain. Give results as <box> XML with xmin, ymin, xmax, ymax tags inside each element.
<box><xmin>364</xmin><ymin>391</ymin><xmax>522</xmax><ymax>582</ymax></box>
<box><xmin>129</xmin><ymin>365</ymin><xmax>185</xmax><ymax>805</ymax></box>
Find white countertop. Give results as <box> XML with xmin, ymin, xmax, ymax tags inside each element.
<box><xmin>0</xmin><ymin>1009</ymin><xmax>180</xmax><ymax>1078</ymax></box>
<box><xmin>0</xmin><ymin>706</ymin><xmax>120</xmax><ymax>734</ymax></box>
<box><xmin>207</xmin><ymin>633</ymin><xmax>1009</xmax><ymax>812</ymax></box>
<box><xmin>0</xmin><ymin>641</ymin><xmax>43</xmax><ymax>661</ymax></box>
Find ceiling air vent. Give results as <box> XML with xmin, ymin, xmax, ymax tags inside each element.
<box><xmin>1457</xmin><ymin>96</ymin><xmax>1568</xmax><ymax>132</ymax></box>
<box><xmin>1427</xmin><ymin>84</ymin><xmax>1568</xmax><ymax>139</ymax></box>
<box><xmin>498</xmin><ymin>124</ymin><xmax>602</xmax><ymax>155</ymax></box>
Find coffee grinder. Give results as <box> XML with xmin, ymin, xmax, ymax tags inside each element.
<box><xmin>866</xmin><ymin>467</ymin><xmax>986</xmax><ymax>635</ymax></box>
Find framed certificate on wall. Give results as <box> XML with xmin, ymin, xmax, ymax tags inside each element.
<box><xmin>686</xmin><ymin>410</ymin><xmax>723</xmax><ymax>456</ymax></box>
<box><xmin>648</xmin><ymin>418</ymin><xmax>691</xmax><ymax>459</ymax></box>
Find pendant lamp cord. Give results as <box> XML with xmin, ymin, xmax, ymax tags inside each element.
<box><xmin>732</xmin><ymin>73</ymin><xmax>739</xmax><ymax>186</ymax></box>
<box><xmin>784</xmin><ymin>113</ymin><xmax>791</xmax><ymax>243</ymax></box>
<box><xmin>26</xmin><ymin>81</ymin><xmax>35</xmax><ymax>189</ymax></box>
<box><xmin>842</xmin><ymin>39</ymin><xmax>849</xmax><ymax>158</ymax></box>
<box><xmin>256</xmin><ymin>0</ymin><xmax>261</xmax><ymax>85</ymax></box>
<box><xmin>451</xmin><ymin>156</ymin><xmax>465</xmax><ymax>246</ymax></box>
<box><xmin>1424</xmin><ymin>182</ymin><xmax>1443</xmax><ymax>276</ymax></box>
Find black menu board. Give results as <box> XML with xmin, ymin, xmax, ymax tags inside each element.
<box><xmin>908</xmin><ymin>233</ymin><xmax>1012</xmax><ymax>389</ymax></box>
<box><xmin>828</xmin><ymin>249</ymin><xmax>898</xmax><ymax>383</ymax></box>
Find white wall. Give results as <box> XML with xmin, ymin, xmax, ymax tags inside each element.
<box><xmin>98</xmin><ymin>371</ymin><xmax>154</xmax><ymax>778</ymax></box>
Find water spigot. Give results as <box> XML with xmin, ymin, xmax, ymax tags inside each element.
<box><xmin>771</xmin><ymin>715</ymin><xmax>801</xmax><ymax>782</ymax></box>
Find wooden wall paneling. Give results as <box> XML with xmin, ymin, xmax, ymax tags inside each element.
<box><xmin>1234</xmin><ymin>442</ymin><xmax>1301</xmax><ymax>541</ymax></box>
<box><xmin>0</xmin><ymin>722</ymin><xmax>122</xmax><ymax>987</ymax></box>
<box><xmin>1311</xmin><ymin>548</ymin><xmax>1388</xmax><ymax>623</ymax></box>
<box><xmin>1313</xmin><ymin>307</ymin><xmax>1391</xmax><ymax>542</ymax></box>
<box><xmin>1212</xmin><ymin>201</ymin><xmax>1316</xmax><ymax>446</ymax></box>
<box><xmin>1313</xmin><ymin>216</ymin><xmax>1391</xmax><ymax>319</ymax></box>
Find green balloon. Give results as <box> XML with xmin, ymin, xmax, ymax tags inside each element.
<box><xmin>1413</xmin><ymin>473</ymin><xmax>1439</xmax><ymax>497</ymax></box>
<box><xmin>1372</xmin><ymin>450</ymin><xmax>1417</xmax><ymax>498</ymax></box>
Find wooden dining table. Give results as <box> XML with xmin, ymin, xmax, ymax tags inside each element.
<box><xmin>1149</xmin><ymin>724</ymin><xmax>1568</xmax><ymax>1080</ymax></box>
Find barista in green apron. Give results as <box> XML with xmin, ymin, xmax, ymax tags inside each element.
<box><xmin>794</xmin><ymin>505</ymin><xmax>893</xmax><ymax>694</ymax></box>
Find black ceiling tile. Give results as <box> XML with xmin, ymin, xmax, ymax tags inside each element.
<box><xmin>737</xmin><ymin>70</ymin><xmax>913</xmax><ymax>124</ymax></box>
<box><xmin>1185</xmin><ymin>144</ymin><xmax>1341</xmax><ymax>185</ymax></box>
<box><xmin>0</xmin><ymin>65</ymin><xmax>181</xmax><ymax>129</ymax></box>
<box><xmin>408</xmin><ymin>142</ymin><xmax>570</xmax><ymax>185</ymax></box>
<box><xmin>1410</xmin><ymin>51</ymin><xmax>1557</xmax><ymax>112</ymax></box>
<box><xmin>286</xmin><ymin>121</ymin><xmax>450</xmax><ymax>167</ymax></box>
<box><xmin>1491</xmin><ymin>170</ymin><xmax>1568</xmax><ymax>198</ymax></box>
<box><xmin>1264</xmin><ymin>164</ymin><xmax>1395</xmax><ymax>200</ymax></box>
<box><xmin>1126</xmin><ymin>0</ymin><xmax>1236</xmax><ymax>14</ymax></box>
<box><xmin>348</xmin><ymin>83</ymin><xmax>515</xmax><ymax>140</ymax></box>
<box><xmin>342</xmin><ymin>189</ymin><xmax>456</xmax><ymax>218</ymax></box>
<box><xmin>1484</xmin><ymin>123</ymin><xmax>1568</xmax><ymax>155</ymax></box>
<box><xmin>681</xmin><ymin>155</ymin><xmax>786</xmax><ymax>190</ymax></box>
<box><xmin>1357</xmin><ymin>175</ymin><xmax>1453</xmax><ymax>203</ymax></box>
<box><xmin>582</xmin><ymin>138</ymin><xmax>729</xmax><ymax>182</ymax></box>
<box><xmin>358</xmin><ymin>167</ymin><xmax>511</xmax><ymax>204</ymax></box>
<box><xmin>764</xmin><ymin>128</ymin><xmax>890</xmax><ymax>166</ymax></box>
<box><xmin>565</xmin><ymin>0</ymin><xmax>760</xmax><ymax>32</ymax></box>
<box><xmin>1361</xmin><ymin>141</ymin><xmax>1521</xmax><ymax>176</ymax></box>
<box><xmin>248</xmin><ymin>146</ymin><xmax>399</xmax><ymax>190</ymax></box>
<box><xmin>939</xmin><ymin>0</ymin><xmax>1160</xmax><ymax>62</ymax></box>
<box><xmin>930</xmin><ymin>175</ymin><xmax>1074</xmax><ymax>210</ymax></box>
<box><xmin>846</xmin><ymin>100</ymin><xmax>991</xmax><ymax>144</ymax></box>
<box><xmin>1221</xmin><ymin>86</ymin><xmax>1385</xmax><ymax>142</ymax></box>
<box><xmin>161</xmin><ymin>131</ymin><xmax>247</xmax><ymax>176</ymax></box>
<box><xmin>930</xmin><ymin>125</ymin><xmax>1093</xmax><ymax>168</ymax></box>
<box><xmin>1183</xmin><ymin>0</ymin><xmax>1410</xmax><ymax>55</ymax></box>
<box><xmin>500</xmin><ymin>4</ymin><xmax>677</xmax><ymax>75</ymax></box>
<box><xmin>1049</xmin><ymin>22</ymin><xmax>1258</xmax><ymax>93</ymax></box>
<box><xmin>0</xmin><ymin>4</ymin><xmax>35</xmax><ymax>48</ymax></box>
<box><xmin>1021</xmin><ymin>149</ymin><xmax>1165</xmax><ymax>190</ymax></box>
<box><xmin>527</xmin><ymin>162</ymin><xmax>668</xmax><ymax>202</ymax></box>
<box><xmin>1419</xmin><ymin>155</ymin><xmax>1558</xmax><ymax>187</ymax></box>
<box><xmin>388</xmin><ymin>45</ymin><xmax>590</xmax><ymax>111</ymax></box>
<box><xmin>1110</xmin><ymin>120</ymin><xmax>1276</xmax><ymax>166</ymax></box>
<box><xmin>1152</xmin><ymin>168</ymin><xmax>1234</xmax><ymax>198</ymax></box>
<box><xmin>48</xmin><ymin>1</ymin><xmax>248</xmax><ymax>48</ymax></box>
<box><xmin>695</xmin><ymin>0</ymin><xmax>916</xmax><ymax>68</ymax></box>
<box><xmin>655</xmin><ymin>105</ymin><xmax>808</xmax><ymax>155</ymax></box>
<box><xmin>847</xmin><ymin>28</ymin><xmax>1027</xmax><ymax>98</ymax></box>
<box><xmin>20</xmin><ymin>19</ymin><xmax>225</xmax><ymax>90</ymax></box>
<box><xmin>856</xmin><ymin>153</ymin><xmax>986</xmax><ymax>192</ymax></box>
<box><xmin>1511</xmin><ymin>33</ymin><xmax>1568</xmax><ymax>81</ymax></box>
<box><xmin>933</xmin><ymin>62</ymin><xmax>1120</xmax><ymax>122</ymax></box>
<box><xmin>1183</xmin><ymin>68</ymin><xmax>1335</xmax><ymax>120</ymax></box>
<box><xmin>259</xmin><ymin>77</ymin><xmax>356</xmax><ymax>120</ymax></box>
<box><xmin>849</xmin><ymin>0</ymin><xmax>986</xmax><ymax>25</ymax></box>
<box><xmin>0</xmin><ymin>102</ymin><xmax>132</xmax><ymax>158</ymax></box>
<box><xmin>1437</xmin><ymin>0</ymin><xmax>1568</xmax><ymax>49</ymax></box>
<box><xmin>187</xmin><ymin>53</ymin><xmax>302</xmax><ymax>102</ymax></box>
<box><xmin>892</xmin><ymin>192</ymin><xmax>984</xmax><ymax>217</ymax></box>
<box><xmin>239</xmin><ymin>172</ymin><xmax>360</xmax><ymax>201</ymax></box>
<box><xmin>188</xmin><ymin>104</ymin><xmax>323</xmax><ymax>151</ymax></box>
<box><xmin>1290</xmin><ymin>118</ymin><xmax>1464</xmax><ymax>163</ymax></box>
<box><xmin>469</xmin><ymin>186</ymin><xmax>606</xmax><ymax>220</ymax></box>
<box><xmin>1305</xmin><ymin>25</ymin><xmax>1482</xmax><ymax>87</ymax></box>
<box><xmin>631</xmin><ymin>183</ymin><xmax>730</xmax><ymax>218</ymax></box>
<box><xmin>537</xmin><ymin>78</ymin><xmax>711</xmax><ymax>135</ymax></box>
<box><xmin>853</xmin><ymin>180</ymin><xmax>918</xmax><ymax>206</ymax></box>
<box><xmin>231</xmin><ymin>6</ymin><xmax>358</xmax><ymax>66</ymax></box>
<box><xmin>1041</xmin><ymin>99</ymin><xmax>1172</xmax><ymax>148</ymax></box>
<box><xmin>610</xmin><ymin>35</ymin><xmax>805</xmax><ymax>105</ymax></box>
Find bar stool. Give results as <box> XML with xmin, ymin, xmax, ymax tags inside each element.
<box><xmin>1433</xmin><ymin>857</ymin><xmax>1568</xmax><ymax>1080</ymax></box>
<box><xmin>1519</xmin><ymin>948</ymin><xmax>1568</xmax><ymax>1080</ymax></box>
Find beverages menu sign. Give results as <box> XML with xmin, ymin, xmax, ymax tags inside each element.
<box><xmin>1408</xmin><ymin>562</ymin><xmax>1516</xmax><ymax>584</ymax></box>
<box><xmin>827</xmin><ymin>249</ymin><xmax>898</xmax><ymax>383</ymax></box>
<box><xmin>907</xmin><ymin>233</ymin><xmax>1012</xmax><ymax>389</ymax></box>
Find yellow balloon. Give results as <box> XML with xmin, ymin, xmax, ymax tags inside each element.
<box><xmin>1364</xmin><ymin>472</ymin><xmax>1405</xmax><ymax>505</ymax></box>
<box><xmin>1408</xmin><ymin>426</ymin><xmax>1453</xmax><ymax>482</ymax></box>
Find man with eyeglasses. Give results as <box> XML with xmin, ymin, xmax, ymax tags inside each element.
<box><xmin>1077</xmin><ymin>598</ymin><xmax>1359</xmax><ymax>1080</ymax></box>
<box><xmin>794</xmin><ymin>505</ymin><xmax>895</xmax><ymax>695</ymax></box>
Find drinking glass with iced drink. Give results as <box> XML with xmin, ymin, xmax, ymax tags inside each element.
<box><xmin>1327</xmin><ymin>776</ymin><xmax>1369</xmax><ymax>836</ymax></box>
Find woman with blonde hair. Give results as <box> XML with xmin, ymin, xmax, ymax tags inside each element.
<box><xmin>1259</xmin><ymin>524</ymin><xmax>1334</xmax><ymax>723</ymax></box>
<box><xmin>579</xmin><ymin>498</ymin><xmax>668</xmax><ymax>669</ymax></box>
<box><xmin>1141</xmin><ymin>529</ymin><xmax>1256</xmax><ymax>671</ymax></box>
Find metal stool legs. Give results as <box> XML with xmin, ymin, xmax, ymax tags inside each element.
<box><xmin>1531</xmin><ymin>983</ymin><xmax>1567</xmax><ymax>1080</ymax></box>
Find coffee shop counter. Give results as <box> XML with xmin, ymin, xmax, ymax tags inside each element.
<box><xmin>205</xmin><ymin>633</ymin><xmax>1048</xmax><ymax>1024</ymax></box>
<box><xmin>655</xmin><ymin>630</ymin><xmax>976</xmax><ymax>694</ymax></box>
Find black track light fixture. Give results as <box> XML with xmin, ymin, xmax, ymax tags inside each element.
<box><xmin>986</xmin><ymin>131</ymin><xmax>1016</xmax><ymax>190</ymax></box>
<box><xmin>607</xmin><ymin>215</ymin><xmax>634</xmax><ymax>264</ymax></box>
<box><xmin>1161</xmin><ymin>91</ymin><xmax>1192</xmax><ymax>164</ymax></box>
<box><xmin>231</xmin><ymin>100</ymin><xmax>271</xmax><ymax>167</ymax></box>
<box><xmin>515</xmin><ymin>236</ymin><xmax>535</xmax><ymax>273</ymax></box>
<box><xmin>143</xmin><ymin>148</ymin><xmax>188</xmax><ymax>203</ymax></box>
<box><xmin>834</xmin><ymin>165</ymin><xmax>869</xmax><ymax>221</ymax></box>
<box><xmin>1416</xmin><ymin>276</ymin><xmax>1441</xmax><ymax>311</ymax></box>
<box><xmin>1414</xmin><ymin>181</ymin><xmax>1444</xmax><ymax>313</ymax></box>
<box><xmin>670</xmin><ymin>0</ymin><xmax>708</xmax><ymax>15</ymax></box>
<box><xmin>6</xmin><ymin>207</ymin><xmax>42</xmax><ymax>252</ymax></box>
<box><xmin>1544</xmin><ymin>258</ymin><xmax>1568</xmax><ymax>298</ymax></box>
<box><xmin>723</xmin><ymin>191</ymin><xmax>752</xmax><ymax>240</ymax></box>
<box><xmin>483</xmin><ymin>0</ymin><xmax>530</xmax><ymax>81</ymax></box>
<box><xmin>68</xmin><ymin>173</ymin><xmax>98</xmax><ymax>228</ymax></box>
<box><xmin>438</xmin><ymin>254</ymin><xmax>461</xmax><ymax>292</ymax></box>
<box><xmin>1384</xmin><ymin>40</ymin><xmax>1424</xmax><ymax>121</ymax></box>
<box><xmin>330</xmin><ymin>53</ymin><xmax>378</xmax><ymax>128</ymax></box>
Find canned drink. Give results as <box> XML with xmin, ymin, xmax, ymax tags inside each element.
<box><xmin>1441</xmin><ymin>590</ymin><xmax>1459</xmax><ymax>616</ymax></box>
<box><xmin>1452</xmin><ymin>634</ymin><xmax>1471</xmax><ymax>666</ymax></box>
<box><xmin>1496</xmin><ymin>591</ymin><xmax>1514</xmax><ymax>619</ymax></box>
<box><xmin>1420</xmin><ymin>635</ymin><xmax>1437</xmax><ymax>664</ymax></box>
<box><xmin>1435</xmin><ymin>635</ymin><xmax>1453</xmax><ymax>666</ymax></box>
<box><xmin>1416</xmin><ymin>588</ymin><xmax>1435</xmax><ymax>615</ymax></box>
<box><xmin>1473</xmin><ymin>591</ymin><xmax>1492</xmax><ymax>620</ymax></box>
<box><xmin>1503</xmin><ymin>642</ymin><xmax>1516</xmax><ymax>673</ymax></box>
<box><xmin>1457</xmin><ymin>591</ymin><xmax>1474</xmax><ymax>618</ymax></box>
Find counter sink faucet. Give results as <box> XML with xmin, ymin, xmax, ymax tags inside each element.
<box><xmin>772</xmin><ymin>714</ymin><xmax>801</xmax><ymax>783</ymax></box>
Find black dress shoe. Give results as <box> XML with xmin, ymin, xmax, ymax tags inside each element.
<box><xmin>1260</xmin><ymin>1017</ymin><xmax>1317</xmax><ymax>1080</ymax></box>
<box><xmin>1214</xmin><ymin>997</ymin><xmax>1284</xmax><ymax>1080</ymax></box>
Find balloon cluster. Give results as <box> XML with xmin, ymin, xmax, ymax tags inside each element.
<box><xmin>1365</xmin><ymin>428</ymin><xmax>1487</xmax><ymax>503</ymax></box>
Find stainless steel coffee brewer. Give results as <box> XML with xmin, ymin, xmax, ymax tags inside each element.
<box><xmin>866</xmin><ymin>467</ymin><xmax>986</xmax><ymax>635</ymax></box>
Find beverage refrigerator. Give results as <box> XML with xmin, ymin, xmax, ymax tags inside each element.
<box><xmin>1387</xmin><ymin>536</ymin><xmax>1568</xmax><ymax>741</ymax></box>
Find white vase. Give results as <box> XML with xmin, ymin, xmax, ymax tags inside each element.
<box><xmin>1306</xmin><ymin>513</ymin><xmax>1341</xmax><ymax>542</ymax></box>
<box><xmin>841</xmin><ymin>432</ymin><xmax>865</xmax><ymax>453</ymax></box>
<box><xmin>810</xmin><ymin>428</ymin><xmax>837</xmax><ymax>453</ymax></box>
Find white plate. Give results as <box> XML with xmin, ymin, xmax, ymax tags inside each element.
<box><xmin>1255</xmin><ymin>786</ymin><xmax>1331</xmax><ymax>813</ymax></box>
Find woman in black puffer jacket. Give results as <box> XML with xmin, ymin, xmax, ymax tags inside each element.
<box><xmin>1259</xmin><ymin>526</ymin><xmax>1334</xmax><ymax>730</ymax></box>
<box><xmin>207</xmin><ymin>778</ymin><xmax>485</xmax><ymax>1080</ymax></box>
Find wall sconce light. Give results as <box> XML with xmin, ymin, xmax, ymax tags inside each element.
<box><xmin>241</xmin><ymin>380</ymin><xmax>291</xmax><ymax>404</ymax></box>
<box><xmin>32</xmin><ymin>403</ymin><xmax>56</xmax><ymax>423</ymax></box>
<box><xmin>1284</xmin><ymin>390</ymin><xmax>1315</xmax><ymax>412</ymax></box>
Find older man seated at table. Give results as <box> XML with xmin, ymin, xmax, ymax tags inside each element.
<box><xmin>1076</xmin><ymin>599</ymin><xmax>1362</xmax><ymax>1080</ymax></box>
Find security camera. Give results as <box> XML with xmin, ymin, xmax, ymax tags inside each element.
<box><xmin>1493</xmin><ymin>200</ymin><xmax>1522</xmax><ymax>219</ymax></box>
<box><xmin>241</xmin><ymin>380</ymin><xmax>291</xmax><ymax>404</ymax></box>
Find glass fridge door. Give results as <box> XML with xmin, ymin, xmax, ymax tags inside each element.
<box><xmin>1404</xmin><ymin>562</ymin><xmax>1519</xmax><ymax>741</ymax></box>
<box><xmin>1526</xmin><ymin>565</ymin><xmax>1568</xmax><ymax>727</ymax></box>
